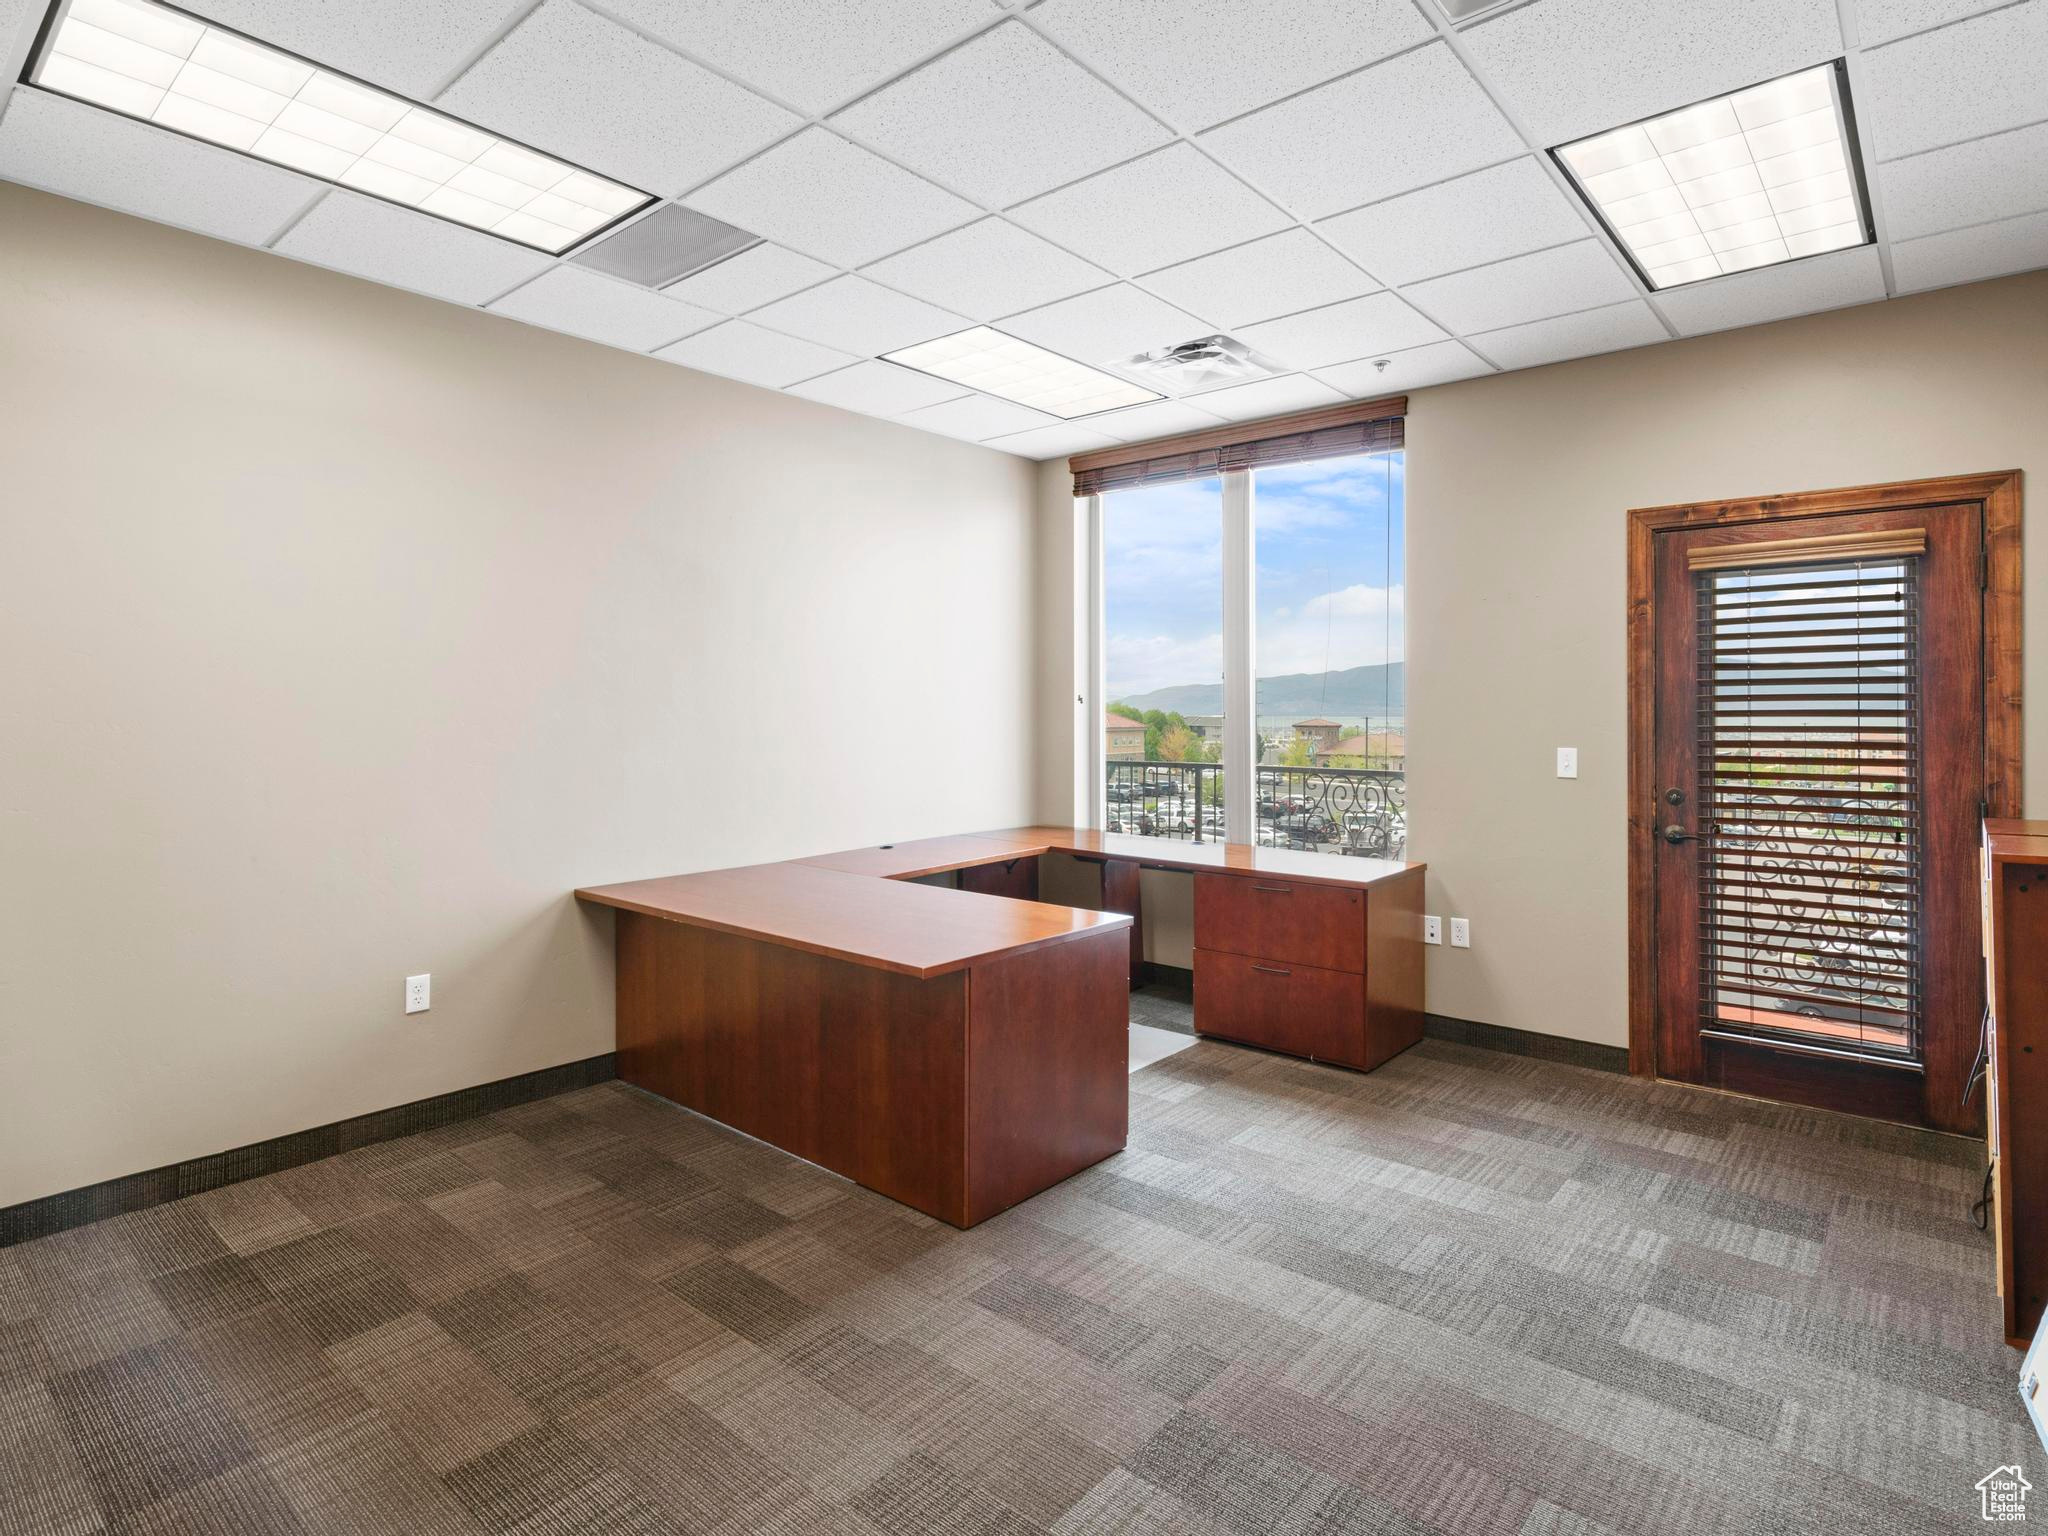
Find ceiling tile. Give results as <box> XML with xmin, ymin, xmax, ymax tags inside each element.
<box><xmin>274</xmin><ymin>190</ymin><xmax>553</xmax><ymax>305</ymax></box>
<box><xmin>1181</xmin><ymin>374</ymin><xmax>1345</xmax><ymax>421</ymax></box>
<box><xmin>1654</xmin><ymin>246</ymin><xmax>1887</xmax><ymax>336</ymax></box>
<box><xmin>1008</xmin><ymin>143</ymin><xmax>1292</xmax><ymax>277</ymax></box>
<box><xmin>436</xmin><ymin>0</ymin><xmax>799</xmax><ymax>197</ymax></box>
<box><xmin>1403</xmin><ymin>241</ymin><xmax>1638</xmax><ymax>335</ymax></box>
<box><xmin>1139</xmin><ymin>230</ymin><xmax>1378</xmax><ymax>329</ymax></box>
<box><xmin>981</xmin><ymin>422</ymin><xmax>1121</xmax><ymax>459</ymax></box>
<box><xmin>191</xmin><ymin>0</ymin><xmax>529</xmax><ymax>99</ymax></box>
<box><xmin>662</xmin><ymin>243</ymin><xmax>837</xmax><ymax>314</ymax></box>
<box><xmin>829</xmin><ymin>21</ymin><xmax>1170</xmax><ymax>207</ymax></box>
<box><xmin>1236</xmin><ymin>293</ymin><xmax>1446</xmax><ymax>370</ymax></box>
<box><xmin>1032</xmin><ymin>0</ymin><xmax>1435</xmax><ymax>131</ymax></box>
<box><xmin>1084</xmin><ymin>399</ymin><xmax>1230</xmax><ymax>442</ymax></box>
<box><xmin>1316</xmin><ymin>341</ymin><xmax>1493</xmax><ymax>396</ymax></box>
<box><xmin>748</xmin><ymin>274</ymin><xmax>966</xmax><ymax>356</ymax></box>
<box><xmin>653</xmin><ymin>319</ymin><xmax>857</xmax><ymax>387</ymax></box>
<box><xmin>1854</xmin><ymin>0</ymin><xmax>2002</xmax><ymax>46</ymax></box>
<box><xmin>487</xmin><ymin>266</ymin><xmax>720</xmax><ymax>351</ymax></box>
<box><xmin>1882</xmin><ymin>121</ymin><xmax>2048</xmax><ymax>240</ymax></box>
<box><xmin>1890</xmin><ymin>207</ymin><xmax>2048</xmax><ymax>293</ymax></box>
<box><xmin>1316</xmin><ymin>158</ymin><xmax>1592</xmax><ymax>287</ymax></box>
<box><xmin>897</xmin><ymin>393</ymin><xmax>1062</xmax><ymax>440</ymax></box>
<box><xmin>998</xmin><ymin>283</ymin><xmax>1210</xmax><ymax>370</ymax></box>
<box><xmin>1862</xmin><ymin>2</ymin><xmax>2048</xmax><ymax>160</ymax></box>
<box><xmin>1460</xmin><ymin>0</ymin><xmax>1844</xmax><ymax>148</ymax></box>
<box><xmin>594</xmin><ymin>0</ymin><xmax>994</xmax><ymax>115</ymax></box>
<box><xmin>683</xmin><ymin>128</ymin><xmax>978</xmax><ymax>267</ymax></box>
<box><xmin>0</xmin><ymin>89</ymin><xmax>316</xmax><ymax>246</ymax></box>
<box><xmin>862</xmin><ymin>219</ymin><xmax>1111</xmax><ymax>321</ymax></box>
<box><xmin>1198</xmin><ymin>44</ymin><xmax>1524</xmax><ymax>220</ymax></box>
<box><xmin>1467</xmin><ymin>300</ymin><xmax>1667</xmax><ymax>371</ymax></box>
<box><xmin>786</xmin><ymin>359</ymin><xmax>971</xmax><ymax>416</ymax></box>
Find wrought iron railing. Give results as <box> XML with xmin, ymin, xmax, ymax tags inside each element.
<box><xmin>1103</xmin><ymin>761</ymin><xmax>1405</xmax><ymax>858</ymax></box>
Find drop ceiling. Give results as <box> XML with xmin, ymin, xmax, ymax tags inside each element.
<box><xmin>2</xmin><ymin>0</ymin><xmax>2045</xmax><ymax>461</ymax></box>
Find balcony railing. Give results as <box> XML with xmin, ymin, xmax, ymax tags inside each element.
<box><xmin>1104</xmin><ymin>761</ymin><xmax>1405</xmax><ymax>858</ymax></box>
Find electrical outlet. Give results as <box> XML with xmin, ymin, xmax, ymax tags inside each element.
<box><xmin>1449</xmin><ymin>918</ymin><xmax>1471</xmax><ymax>948</ymax></box>
<box><xmin>405</xmin><ymin>974</ymin><xmax>431</xmax><ymax>1014</ymax></box>
<box><xmin>1557</xmin><ymin>746</ymin><xmax>1578</xmax><ymax>779</ymax></box>
<box><xmin>1423</xmin><ymin>915</ymin><xmax>1443</xmax><ymax>945</ymax></box>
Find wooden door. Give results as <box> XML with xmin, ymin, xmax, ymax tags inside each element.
<box><xmin>1636</xmin><ymin>476</ymin><xmax>2021</xmax><ymax>1134</ymax></box>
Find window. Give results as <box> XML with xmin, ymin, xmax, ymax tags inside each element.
<box><xmin>1101</xmin><ymin>476</ymin><xmax>1225</xmax><ymax>843</ymax></box>
<box><xmin>1080</xmin><ymin>399</ymin><xmax>1405</xmax><ymax>853</ymax></box>
<box><xmin>1254</xmin><ymin>451</ymin><xmax>1405</xmax><ymax>857</ymax></box>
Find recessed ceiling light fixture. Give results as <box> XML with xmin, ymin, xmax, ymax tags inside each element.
<box><xmin>23</xmin><ymin>0</ymin><xmax>655</xmax><ymax>253</ymax></box>
<box><xmin>1552</xmin><ymin>62</ymin><xmax>1873</xmax><ymax>291</ymax></box>
<box><xmin>884</xmin><ymin>327</ymin><xmax>1161</xmax><ymax>419</ymax></box>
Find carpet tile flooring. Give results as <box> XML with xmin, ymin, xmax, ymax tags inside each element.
<box><xmin>0</xmin><ymin>1038</ymin><xmax>2029</xmax><ymax>1534</ymax></box>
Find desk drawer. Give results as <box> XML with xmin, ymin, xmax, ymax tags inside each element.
<box><xmin>1194</xmin><ymin>947</ymin><xmax>1365</xmax><ymax>1068</ymax></box>
<box><xmin>1194</xmin><ymin>873</ymin><xmax>1364</xmax><ymax>972</ymax></box>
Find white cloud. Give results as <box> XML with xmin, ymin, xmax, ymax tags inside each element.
<box><xmin>1258</xmin><ymin>582</ymin><xmax>1404</xmax><ymax>678</ymax></box>
<box><xmin>1107</xmin><ymin>629</ymin><xmax>1222</xmax><ymax>702</ymax></box>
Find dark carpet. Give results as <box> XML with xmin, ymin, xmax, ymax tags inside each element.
<box><xmin>0</xmin><ymin>1038</ymin><xmax>2028</xmax><ymax>1534</ymax></box>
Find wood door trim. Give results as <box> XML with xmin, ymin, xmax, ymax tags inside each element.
<box><xmin>1625</xmin><ymin>470</ymin><xmax>2023</xmax><ymax>1079</ymax></box>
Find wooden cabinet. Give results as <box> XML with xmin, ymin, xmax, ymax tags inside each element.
<box><xmin>1194</xmin><ymin>948</ymin><xmax>1367</xmax><ymax>1067</ymax></box>
<box><xmin>1193</xmin><ymin>864</ymin><xmax>1424</xmax><ymax>1072</ymax></box>
<box><xmin>1984</xmin><ymin>819</ymin><xmax>2048</xmax><ymax>1347</ymax></box>
<box><xmin>1193</xmin><ymin>873</ymin><xmax>1364</xmax><ymax>972</ymax></box>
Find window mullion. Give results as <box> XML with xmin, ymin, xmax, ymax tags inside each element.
<box><xmin>1222</xmin><ymin>469</ymin><xmax>1254</xmax><ymax>846</ymax></box>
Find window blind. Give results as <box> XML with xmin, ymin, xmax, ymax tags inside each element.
<box><xmin>1693</xmin><ymin>547</ymin><xmax>1925</xmax><ymax>1063</ymax></box>
<box><xmin>1070</xmin><ymin>396</ymin><xmax>1405</xmax><ymax>496</ymax></box>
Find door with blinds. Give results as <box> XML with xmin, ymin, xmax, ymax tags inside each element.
<box><xmin>1649</xmin><ymin>501</ymin><xmax>1991</xmax><ymax>1132</ymax></box>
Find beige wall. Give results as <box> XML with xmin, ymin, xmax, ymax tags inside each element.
<box><xmin>1039</xmin><ymin>270</ymin><xmax>2048</xmax><ymax>1045</ymax></box>
<box><xmin>0</xmin><ymin>183</ymin><xmax>1040</xmax><ymax>1208</ymax></box>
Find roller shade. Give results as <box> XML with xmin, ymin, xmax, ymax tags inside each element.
<box><xmin>1070</xmin><ymin>395</ymin><xmax>1405</xmax><ymax>496</ymax></box>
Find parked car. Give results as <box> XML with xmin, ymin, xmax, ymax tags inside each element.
<box><xmin>1276</xmin><ymin>811</ymin><xmax>1339</xmax><ymax>845</ymax></box>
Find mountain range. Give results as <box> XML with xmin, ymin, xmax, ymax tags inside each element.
<box><xmin>1114</xmin><ymin>662</ymin><xmax>1405</xmax><ymax>719</ymax></box>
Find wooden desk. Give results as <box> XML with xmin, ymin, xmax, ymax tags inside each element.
<box><xmin>1984</xmin><ymin>819</ymin><xmax>2048</xmax><ymax>1346</ymax></box>
<box><xmin>578</xmin><ymin>828</ymin><xmax>1425</xmax><ymax>1228</ymax></box>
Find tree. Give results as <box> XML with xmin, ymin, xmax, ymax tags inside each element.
<box><xmin>1158</xmin><ymin>723</ymin><xmax>1199</xmax><ymax>763</ymax></box>
<box><xmin>1278</xmin><ymin>734</ymin><xmax>1315</xmax><ymax>768</ymax></box>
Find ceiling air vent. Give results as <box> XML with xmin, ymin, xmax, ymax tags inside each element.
<box><xmin>571</xmin><ymin>204</ymin><xmax>760</xmax><ymax>287</ymax></box>
<box><xmin>1117</xmin><ymin>335</ymin><xmax>1286</xmax><ymax>392</ymax></box>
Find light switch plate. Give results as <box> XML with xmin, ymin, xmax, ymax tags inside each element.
<box><xmin>405</xmin><ymin>974</ymin><xmax>431</xmax><ymax>1014</ymax></box>
<box><xmin>1557</xmin><ymin>746</ymin><xmax>1578</xmax><ymax>778</ymax></box>
<box><xmin>1449</xmin><ymin>918</ymin><xmax>1471</xmax><ymax>948</ymax></box>
<box><xmin>1423</xmin><ymin>915</ymin><xmax>1443</xmax><ymax>945</ymax></box>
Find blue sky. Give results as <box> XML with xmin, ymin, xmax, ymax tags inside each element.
<box><xmin>1103</xmin><ymin>451</ymin><xmax>1406</xmax><ymax>703</ymax></box>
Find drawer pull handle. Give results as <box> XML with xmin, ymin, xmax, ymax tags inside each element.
<box><xmin>1251</xmin><ymin>884</ymin><xmax>1293</xmax><ymax>894</ymax></box>
<box><xmin>1252</xmin><ymin>964</ymin><xmax>1292</xmax><ymax>976</ymax></box>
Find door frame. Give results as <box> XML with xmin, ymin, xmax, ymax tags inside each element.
<box><xmin>1626</xmin><ymin>470</ymin><xmax>2023</xmax><ymax>1085</ymax></box>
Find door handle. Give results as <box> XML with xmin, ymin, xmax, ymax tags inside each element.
<box><xmin>1662</xmin><ymin>824</ymin><xmax>1710</xmax><ymax>845</ymax></box>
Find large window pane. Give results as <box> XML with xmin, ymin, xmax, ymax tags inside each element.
<box><xmin>1253</xmin><ymin>451</ymin><xmax>1406</xmax><ymax>857</ymax></box>
<box><xmin>1102</xmin><ymin>476</ymin><xmax>1224</xmax><ymax>841</ymax></box>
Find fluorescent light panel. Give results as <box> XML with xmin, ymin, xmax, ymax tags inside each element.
<box><xmin>27</xmin><ymin>0</ymin><xmax>653</xmax><ymax>252</ymax></box>
<box><xmin>1555</xmin><ymin>63</ymin><xmax>1871</xmax><ymax>290</ymax></box>
<box><xmin>885</xmin><ymin>327</ymin><xmax>1161</xmax><ymax>419</ymax></box>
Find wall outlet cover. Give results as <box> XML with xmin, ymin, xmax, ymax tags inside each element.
<box><xmin>405</xmin><ymin>974</ymin><xmax>431</xmax><ymax>1014</ymax></box>
<box><xmin>1423</xmin><ymin>915</ymin><xmax>1443</xmax><ymax>945</ymax></box>
<box><xmin>1557</xmin><ymin>746</ymin><xmax>1578</xmax><ymax>778</ymax></box>
<box><xmin>1449</xmin><ymin>918</ymin><xmax>1470</xmax><ymax>948</ymax></box>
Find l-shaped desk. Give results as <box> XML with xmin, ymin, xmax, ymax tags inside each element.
<box><xmin>577</xmin><ymin>827</ymin><xmax>1424</xmax><ymax>1228</ymax></box>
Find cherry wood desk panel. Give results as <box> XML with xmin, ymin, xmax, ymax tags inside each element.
<box><xmin>613</xmin><ymin>911</ymin><xmax>1128</xmax><ymax>1228</ymax></box>
<box><xmin>577</xmin><ymin>861</ymin><xmax>1127</xmax><ymax>978</ymax></box>
<box><xmin>1985</xmin><ymin>820</ymin><xmax>2048</xmax><ymax>1345</ymax></box>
